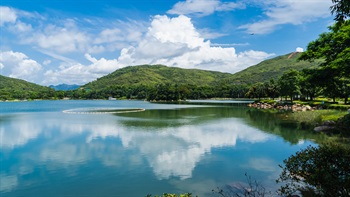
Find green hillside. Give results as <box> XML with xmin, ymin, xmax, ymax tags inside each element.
<box><xmin>0</xmin><ymin>52</ymin><xmax>320</xmax><ymax>101</ymax></box>
<box><xmin>226</xmin><ymin>52</ymin><xmax>321</xmax><ymax>84</ymax></box>
<box><xmin>0</xmin><ymin>75</ymin><xmax>55</xmax><ymax>100</ymax></box>
<box><xmin>83</xmin><ymin>53</ymin><xmax>318</xmax><ymax>90</ymax></box>
<box><xmin>83</xmin><ymin>64</ymin><xmax>233</xmax><ymax>89</ymax></box>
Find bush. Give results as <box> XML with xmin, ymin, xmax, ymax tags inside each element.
<box><xmin>277</xmin><ymin>144</ymin><xmax>350</xmax><ymax>197</ymax></box>
<box><xmin>212</xmin><ymin>173</ymin><xmax>271</xmax><ymax>197</ymax></box>
<box><xmin>336</xmin><ymin>114</ymin><xmax>350</xmax><ymax>135</ymax></box>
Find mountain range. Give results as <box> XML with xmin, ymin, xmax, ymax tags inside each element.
<box><xmin>49</xmin><ymin>84</ymin><xmax>81</xmax><ymax>91</ymax></box>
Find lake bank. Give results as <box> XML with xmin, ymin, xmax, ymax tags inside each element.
<box><xmin>247</xmin><ymin>101</ymin><xmax>350</xmax><ymax>142</ymax></box>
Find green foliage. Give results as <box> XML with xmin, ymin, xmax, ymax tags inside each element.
<box><xmin>278</xmin><ymin>69</ymin><xmax>301</xmax><ymax>102</ymax></box>
<box><xmin>287</xmin><ymin>110</ymin><xmax>348</xmax><ymax>125</ymax></box>
<box><xmin>328</xmin><ymin>104</ymin><xmax>350</xmax><ymax>110</ymax></box>
<box><xmin>299</xmin><ymin>69</ymin><xmax>322</xmax><ymax>100</ymax></box>
<box><xmin>226</xmin><ymin>52</ymin><xmax>319</xmax><ymax>85</ymax></box>
<box><xmin>330</xmin><ymin>0</ymin><xmax>350</xmax><ymax>23</ymax></box>
<box><xmin>277</xmin><ymin>144</ymin><xmax>350</xmax><ymax>197</ymax></box>
<box><xmin>0</xmin><ymin>75</ymin><xmax>56</xmax><ymax>100</ymax></box>
<box><xmin>83</xmin><ymin>65</ymin><xmax>232</xmax><ymax>89</ymax></box>
<box><xmin>299</xmin><ymin>21</ymin><xmax>350</xmax><ymax>103</ymax></box>
<box><xmin>336</xmin><ymin>113</ymin><xmax>350</xmax><ymax>134</ymax></box>
<box><xmin>78</xmin><ymin>65</ymin><xmax>252</xmax><ymax>101</ymax></box>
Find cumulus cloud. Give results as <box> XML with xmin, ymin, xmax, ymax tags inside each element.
<box><xmin>25</xmin><ymin>21</ymin><xmax>90</xmax><ymax>54</ymax></box>
<box><xmin>167</xmin><ymin>0</ymin><xmax>245</xmax><ymax>16</ymax></box>
<box><xmin>43</xmin><ymin>54</ymin><xmax>121</xmax><ymax>85</ymax></box>
<box><xmin>1</xmin><ymin>8</ymin><xmax>273</xmax><ymax>84</ymax></box>
<box><xmin>296</xmin><ymin>47</ymin><xmax>304</xmax><ymax>52</ymax></box>
<box><xmin>0</xmin><ymin>6</ymin><xmax>17</xmax><ymax>26</ymax></box>
<box><xmin>0</xmin><ymin>51</ymin><xmax>42</xmax><ymax>82</ymax></box>
<box><xmin>93</xmin><ymin>23</ymin><xmax>145</xmax><ymax>52</ymax></box>
<box><xmin>4</xmin><ymin>10</ymin><xmax>147</xmax><ymax>55</ymax></box>
<box><xmin>0</xmin><ymin>6</ymin><xmax>35</xmax><ymax>33</ymax></box>
<box><xmin>118</xmin><ymin>15</ymin><xmax>273</xmax><ymax>73</ymax></box>
<box><xmin>239</xmin><ymin>0</ymin><xmax>332</xmax><ymax>34</ymax></box>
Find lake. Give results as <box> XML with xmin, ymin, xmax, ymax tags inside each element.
<box><xmin>0</xmin><ymin>100</ymin><xmax>319</xmax><ymax>196</ymax></box>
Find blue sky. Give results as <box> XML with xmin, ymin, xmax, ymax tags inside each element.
<box><xmin>0</xmin><ymin>0</ymin><xmax>334</xmax><ymax>85</ymax></box>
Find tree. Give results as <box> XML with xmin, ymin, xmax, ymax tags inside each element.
<box><xmin>265</xmin><ymin>79</ymin><xmax>280</xmax><ymax>100</ymax></box>
<box><xmin>330</xmin><ymin>0</ymin><xmax>350</xmax><ymax>23</ymax></box>
<box><xmin>245</xmin><ymin>83</ymin><xmax>266</xmax><ymax>99</ymax></box>
<box><xmin>277</xmin><ymin>144</ymin><xmax>350</xmax><ymax>197</ymax></box>
<box><xmin>299</xmin><ymin>69</ymin><xmax>322</xmax><ymax>101</ymax></box>
<box><xmin>278</xmin><ymin>70</ymin><xmax>301</xmax><ymax>102</ymax></box>
<box><xmin>299</xmin><ymin>21</ymin><xmax>350</xmax><ymax>102</ymax></box>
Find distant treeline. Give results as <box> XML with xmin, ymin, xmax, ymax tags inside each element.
<box><xmin>61</xmin><ymin>83</ymin><xmax>249</xmax><ymax>101</ymax></box>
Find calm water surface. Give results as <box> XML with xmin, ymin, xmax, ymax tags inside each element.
<box><xmin>0</xmin><ymin>100</ymin><xmax>319</xmax><ymax>197</ymax></box>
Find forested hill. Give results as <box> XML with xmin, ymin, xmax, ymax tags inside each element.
<box><xmin>83</xmin><ymin>64</ymin><xmax>233</xmax><ymax>89</ymax></box>
<box><xmin>0</xmin><ymin>75</ymin><xmax>55</xmax><ymax>100</ymax></box>
<box><xmin>83</xmin><ymin>53</ymin><xmax>318</xmax><ymax>90</ymax></box>
<box><xmin>225</xmin><ymin>52</ymin><xmax>321</xmax><ymax>84</ymax></box>
<box><xmin>0</xmin><ymin>52</ymin><xmax>319</xmax><ymax>100</ymax></box>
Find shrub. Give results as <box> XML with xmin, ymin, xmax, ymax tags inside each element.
<box><xmin>336</xmin><ymin>114</ymin><xmax>350</xmax><ymax>135</ymax></box>
<box><xmin>277</xmin><ymin>144</ymin><xmax>350</xmax><ymax>197</ymax></box>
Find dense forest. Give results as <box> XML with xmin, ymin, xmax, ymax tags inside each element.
<box><xmin>0</xmin><ymin>75</ymin><xmax>56</xmax><ymax>100</ymax></box>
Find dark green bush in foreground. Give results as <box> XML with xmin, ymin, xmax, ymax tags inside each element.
<box><xmin>277</xmin><ymin>144</ymin><xmax>350</xmax><ymax>197</ymax></box>
<box><xmin>337</xmin><ymin>114</ymin><xmax>350</xmax><ymax>134</ymax></box>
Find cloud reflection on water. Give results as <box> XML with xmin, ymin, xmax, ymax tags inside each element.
<box><xmin>0</xmin><ymin>108</ymin><xmax>275</xmax><ymax>193</ymax></box>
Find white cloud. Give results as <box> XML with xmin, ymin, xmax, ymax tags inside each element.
<box><xmin>1</xmin><ymin>6</ymin><xmax>35</xmax><ymax>33</ymax></box>
<box><xmin>198</xmin><ymin>28</ymin><xmax>228</xmax><ymax>39</ymax></box>
<box><xmin>84</xmin><ymin>53</ymin><xmax>121</xmax><ymax>74</ymax></box>
<box><xmin>9</xmin><ymin>13</ymin><xmax>147</xmax><ymax>55</ymax></box>
<box><xmin>26</xmin><ymin>22</ymin><xmax>90</xmax><ymax>54</ymax></box>
<box><xmin>211</xmin><ymin>42</ymin><xmax>250</xmax><ymax>47</ymax></box>
<box><xmin>94</xmin><ymin>28</ymin><xmax>125</xmax><ymax>44</ymax></box>
<box><xmin>1</xmin><ymin>8</ymin><xmax>274</xmax><ymax>84</ymax></box>
<box><xmin>0</xmin><ymin>6</ymin><xmax>17</xmax><ymax>26</ymax></box>
<box><xmin>43</xmin><ymin>54</ymin><xmax>122</xmax><ymax>85</ymax></box>
<box><xmin>92</xmin><ymin>22</ymin><xmax>145</xmax><ymax>53</ymax></box>
<box><xmin>43</xmin><ymin>60</ymin><xmax>51</xmax><ymax>65</ymax></box>
<box><xmin>0</xmin><ymin>51</ymin><xmax>42</xmax><ymax>82</ymax></box>
<box><xmin>118</xmin><ymin>15</ymin><xmax>273</xmax><ymax>73</ymax></box>
<box><xmin>239</xmin><ymin>0</ymin><xmax>332</xmax><ymax>34</ymax></box>
<box><xmin>13</xmin><ymin>21</ymin><xmax>32</xmax><ymax>32</ymax></box>
<box><xmin>296</xmin><ymin>47</ymin><xmax>304</xmax><ymax>52</ymax></box>
<box><xmin>168</xmin><ymin>0</ymin><xmax>245</xmax><ymax>16</ymax></box>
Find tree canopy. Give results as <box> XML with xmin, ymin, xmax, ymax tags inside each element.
<box><xmin>299</xmin><ymin>20</ymin><xmax>350</xmax><ymax>103</ymax></box>
<box><xmin>330</xmin><ymin>0</ymin><xmax>350</xmax><ymax>23</ymax></box>
<box><xmin>277</xmin><ymin>144</ymin><xmax>350</xmax><ymax>197</ymax></box>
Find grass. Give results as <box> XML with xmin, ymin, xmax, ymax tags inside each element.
<box><xmin>285</xmin><ymin>110</ymin><xmax>348</xmax><ymax>125</ymax></box>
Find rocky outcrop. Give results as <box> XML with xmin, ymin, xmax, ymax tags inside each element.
<box><xmin>314</xmin><ymin>120</ymin><xmax>337</xmax><ymax>132</ymax></box>
<box><xmin>247</xmin><ymin>102</ymin><xmax>315</xmax><ymax>112</ymax></box>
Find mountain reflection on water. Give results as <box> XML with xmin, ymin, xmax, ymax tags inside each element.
<box><xmin>0</xmin><ymin>100</ymin><xmax>319</xmax><ymax>196</ymax></box>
